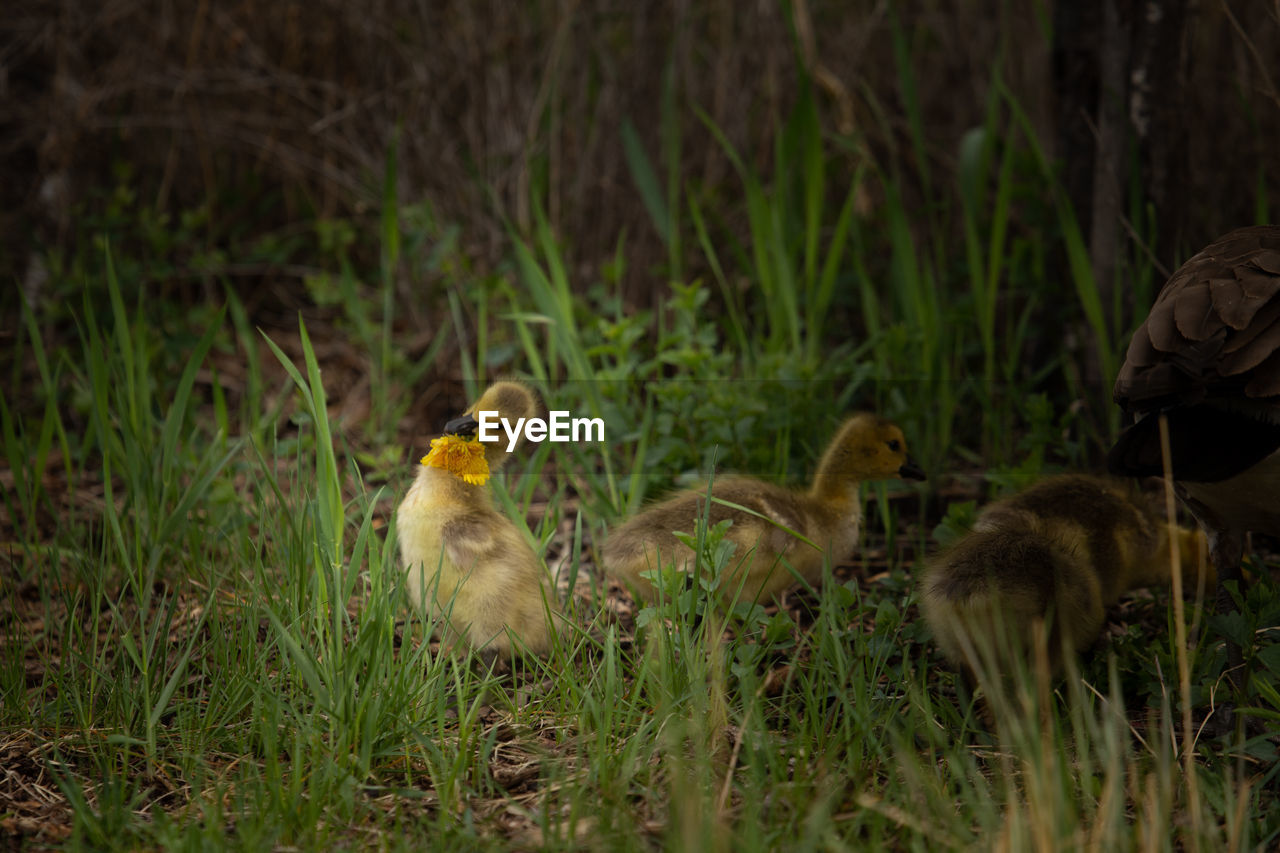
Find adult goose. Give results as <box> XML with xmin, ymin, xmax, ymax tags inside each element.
<box><xmin>1108</xmin><ymin>225</ymin><xmax>1280</xmax><ymax>680</ymax></box>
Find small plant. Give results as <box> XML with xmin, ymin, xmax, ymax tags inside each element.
<box><xmin>636</xmin><ymin>517</ymin><xmax>739</xmax><ymax>631</ymax></box>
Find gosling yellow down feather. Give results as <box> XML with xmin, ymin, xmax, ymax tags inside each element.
<box><xmin>396</xmin><ymin>381</ymin><xmax>559</xmax><ymax>658</ymax></box>
<box><xmin>920</xmin><ymin>474</ymin><xmax>1208</xmax><ymax>682</ymax></box>
<box><xmin>602</xmin><ymin>413</ymin><xmax>926</xmax><ymax>605</ymax></box>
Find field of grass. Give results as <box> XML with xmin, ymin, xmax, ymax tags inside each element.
<box><xmin>4</xmin><ymin>74</ymin><xmax>1280</xmax><ymax>852</ymax></box>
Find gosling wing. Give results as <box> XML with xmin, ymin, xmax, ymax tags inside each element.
<box><xmin>439</xmin><ymin>511</ymin><xmax>506</xmax><ymax>569</ymax></box>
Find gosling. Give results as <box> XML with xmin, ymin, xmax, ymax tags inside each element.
<box><xmin>919</xmin><ymin>474</ymin><xmax>1209</xmax><ymax>685</ymax></box>
<box><xmin>396</xmin><ymin>381</ymin><xmax>559</xmax><ymax>658</ymax></box>
<box><xmin>602</xmin><ymin>413</ymin><xmax>926</xmax><ymax>606</ymax></box>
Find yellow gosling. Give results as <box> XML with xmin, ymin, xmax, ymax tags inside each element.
<box><xmin>396</xmin><ymin>381</ymin><xmax>559</xmax><ymax>658</ymax></box>
<box><xmin>920</xmin><ymin>474</ymin><xmax>1209</xmax><ymax>687</ymax></box>
<box><xmin>602</xmin><ymin>413</ymin><xmax>926</xmax><ymax>606</ymax></box>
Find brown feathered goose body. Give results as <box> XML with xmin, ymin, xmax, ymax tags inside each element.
<box><xmin>1109</xmin><ymin>225</ymin><xmax>1280</xmax><ymax>676</ymax></box>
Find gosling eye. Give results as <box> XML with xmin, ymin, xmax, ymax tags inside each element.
<box><xmin>887</xmin><ymin>439</ymin><xmax>901</xmax><ymax>452</ymax></box>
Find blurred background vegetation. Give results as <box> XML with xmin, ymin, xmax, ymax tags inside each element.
<box><xmin>5</xmin><ymin>2</ymin><xmax>1278</xmax><ymax>474</ymax></box>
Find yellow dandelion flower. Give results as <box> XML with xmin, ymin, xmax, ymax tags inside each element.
<box><xmin>421</xmin><ymin>434</ymin><xmax>490</xmax><ymax>485</ymax></box>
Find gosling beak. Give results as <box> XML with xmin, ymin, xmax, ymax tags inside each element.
<box><xmin>443</xmin><ymin>414</ymin><xmax>480</xmax><ymax>437</ymax></box>
<box><xmin>898</xmin><ymin>458</ymin><xmax>927</xmax><ymax>481</ymax></box>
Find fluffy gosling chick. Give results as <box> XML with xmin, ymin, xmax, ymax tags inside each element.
<box><xmin>396</xmin><ymin>381</ymin><xmax>558</xmax><ymax>658</ymax></box>
<box><xmin>602</xmin><ymin>413</ymin><xmax>926</xmax><ymax>605</ymax></box>
<box><xmin>920</xmin><ymin>475</ymin><xmax>1208</xmax><ymax>684</ymax></box>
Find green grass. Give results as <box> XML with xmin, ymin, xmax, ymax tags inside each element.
<box><xmin>4</xmin><ymin>73</ymin><xmax>1280</xmax><ymax>852</ymax></box>
<box><xmin>5</xmin><ymin>249</ymin><xmax>1279</xmax><ymax>853</ymax></box>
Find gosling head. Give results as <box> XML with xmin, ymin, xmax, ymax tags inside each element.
<box><xmin>811</xmin><ymin>413</ymin><xmax>926</xmax><ymax>501</ymax></box>
<box><xmin>442</xmin><ymin>381</ymin><xmax>544</xmax><ymax>466</ymax></box>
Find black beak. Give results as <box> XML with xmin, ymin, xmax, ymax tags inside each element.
<box><xmin>898</xmin><ymin>458</ymin><xmax>927</xmax><ymax>481</ymax></box>
<box><xmin>443</xmin><ymin>414</ymin><xmax>479</xmax><ymax>437</ymax></box>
